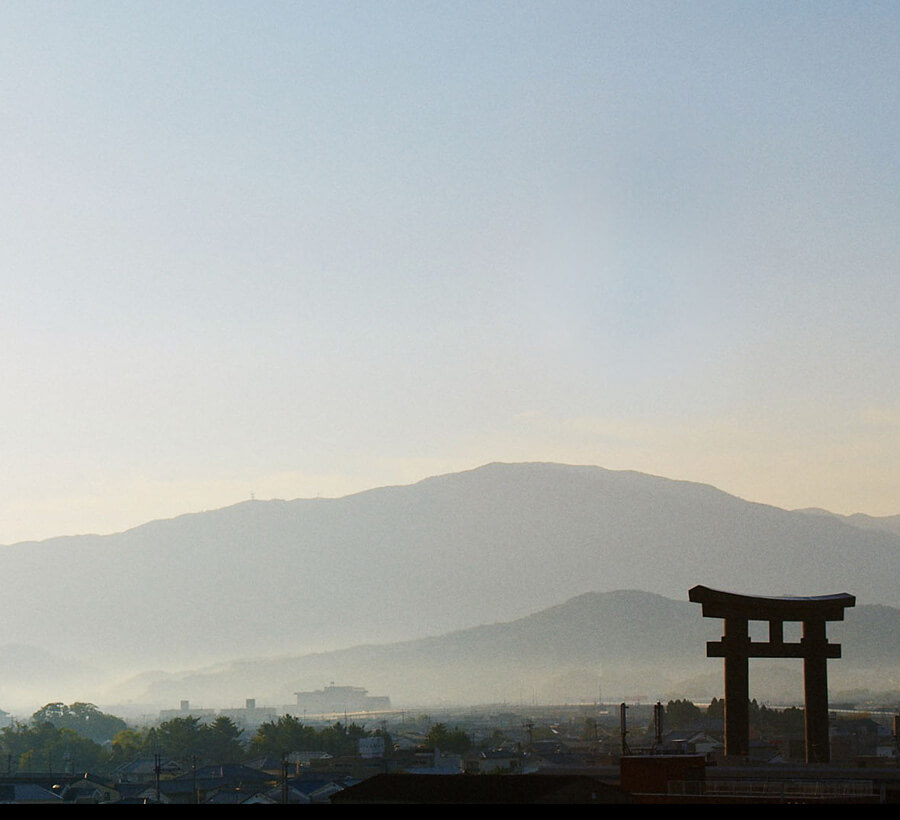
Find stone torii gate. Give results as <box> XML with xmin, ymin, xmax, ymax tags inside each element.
<box><xmin>689</xmin><ymin>585</ymin><xmax>855</xmax><ymax>764</ymax></box>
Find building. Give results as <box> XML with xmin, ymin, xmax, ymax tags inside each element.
<box><xmin>291</xmin><ymin>685</ymin><xmax>390</xmax><ymax>715</ymax></box>
<box><xmin>158</xmin><ymin>701</ymin><xmax>216</xmax><ymax>723</ymax></box>
<box><xmin>218</xmin><ymin>699</ymin><xmax>278</xmax><ymax>732</ymax></box>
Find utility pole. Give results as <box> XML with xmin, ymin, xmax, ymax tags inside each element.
<box><xmin>619</xmin><ymin>703</ymin><xmax>630</xmax><ymax>756</ymax></box>
<box><xmin>654</xmin><ymin>702</ymin><xmax>664</xmax><ymax>752</ymax></box>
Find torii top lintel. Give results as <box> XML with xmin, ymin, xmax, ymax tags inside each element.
<box><xmin>689</xmin><ymin>585</ymin><xmax>856</xmax><ymax>622</ymax></box>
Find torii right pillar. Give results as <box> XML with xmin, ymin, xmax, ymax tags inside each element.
<box><xmin>689</xmin><ymin>586</ymin><xmax>855</xmax><ymax>764</ymax></box>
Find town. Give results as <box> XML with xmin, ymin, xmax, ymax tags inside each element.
<box><xmin>1</xmin><ymin>688</ymin><xmax>899</xmax><ymax>803</ymax></box>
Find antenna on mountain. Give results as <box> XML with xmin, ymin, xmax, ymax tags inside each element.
<box><xmin>250</xmin><ymin>492</ymin><xmax>256</xmax><ymax>501</ymax></box>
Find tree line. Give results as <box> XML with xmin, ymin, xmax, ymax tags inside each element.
<box><xmin>1</xmin><ymin>703</ymin><xmax>459</xmax><ymax>775</ymax></box>
<box><xmin>664</xmin><ymin>697</ymin><xmax>805</xmax><ymax>735</ymax></box>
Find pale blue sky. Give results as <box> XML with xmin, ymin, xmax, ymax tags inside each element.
<box><xmin>1</xmin><ymin>1</ymin><xmax>898</xmax><ymax>543</ymax></box>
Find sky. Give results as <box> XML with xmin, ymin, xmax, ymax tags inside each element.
<box><xmin>0</xmin><ymin>1</ymin><xmax>898</xmax><ymax>545</ymax></box>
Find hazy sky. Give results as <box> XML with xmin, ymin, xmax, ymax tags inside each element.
<box><xmin>1</xmin><ymin>1</ymin><xmax>898</xmax><ymax>544</ymax></box>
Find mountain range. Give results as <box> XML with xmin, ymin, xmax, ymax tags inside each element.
<box><xmin>103</xmin><ymin>588</ymin><xmax>900</xmax><ymax>711</ymax></box>
<box><xmin>1</xmin><ymin>462</ymin><xmax>898</xmax><ymax>711</ymax></box>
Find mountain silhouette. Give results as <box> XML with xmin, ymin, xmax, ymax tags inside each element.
<box><xmin>0</xmin><ymin>462</ymin><xmax>896</xmax><ymax>695</ymax></box>
<box><xmin>111</xmin><ymin>588</ymin><xmax>898</xmax><ymax>710</ymax></box>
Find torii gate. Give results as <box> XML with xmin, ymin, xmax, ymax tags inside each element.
<box><xmin>689</xmin><ymin>585</ymin><xmax>855</xmax><ymax>763</ymax></box>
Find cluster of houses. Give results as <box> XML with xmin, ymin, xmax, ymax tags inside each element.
<box><xmin>656</xmin><ymin>715</ymin><xmax>898</xmax><ymax>764</ymax></box>
<box><xmin>3</xmin><ymin>687</ymin><xmax>900</xmax><ymax>803</ymax></box>
<box><xmin>0</xmin><ymin>729</ymin><xmax>525</xmax><ymax>804</ymax></box>
<box><xmin>5</xmin><ymin>722</ymin><xmax>900</xmax><ymax>804</ymax></box>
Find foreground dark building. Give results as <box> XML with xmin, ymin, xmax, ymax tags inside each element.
<box><xmin>331</xmin><ymin>774</ymin><xmax>634</xmax><ymax>804</ymax></box>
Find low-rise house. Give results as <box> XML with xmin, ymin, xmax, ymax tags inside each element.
<box><xmin>288</xmin><ymin>775</ymin><xmax>358</xmax><ymax>803</ymax></box>
<box><xmin>389</xmin><ymin>746</ymin><xmax>464</xmax><ymax>774</ymax></box>
<box><xmin>660</xmin><ymin>730</ymin><xmax>723</xmax><ymax>757</ymax></box>
<box><xmin>830</xmin><ymin>717</ymin><xmax>889</xmax><ymax>761</ymax></box>
<box><xmin>465</xmin><ymin>749</ymin><xmax>522</xmax><ymax>774</ymax></box>
<box><xmin>0</xmin><ymin>783</ymin><xmax>63</xmax><ymax>804</ymax></box>
<box><xmin>60</xmin><ymin>773</ymin><xmax>121</xmax><ymax>804</ymax></box>
<box><xmin>136</xmin><ymin>763</ymin><xmax>272</xmax><ymax>805</ymax></box>
<box><xmin>114</xmin><ymin>757</ymin><xmax>185</xmax><ymax>784</ymax></box>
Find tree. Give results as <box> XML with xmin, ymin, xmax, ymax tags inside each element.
<box><xmin>319</xmin><ymin>721</ymin><xmax>369</xmax><ymax>756</ymax></box>
<box><xmin>665</xmin><ymin>699</ymin><xmax>702</xmax><ymax>730</ymax></box>
<box><xmin>703</xmin><ymin>698</ymin><xmax>804</xmax><ymax>737</ymax></box>
<box><xmin>31</xmin><ymin>703</ymin><xmax>67</xmax><ymax>725</ymax></box>
<box><xmin>109</xmin><ymin>728</ymin><xmax>150</xmax><ymax>765</ymax></box>
<box><xmin>248</xmin><ymin>717</ymin><xmax>376</xmax><ymax>759</ymax></box>
<box><xmin>2</xmin><ymin>721</ymin><xmax>108</xmax><ymax>773</ymax></box>
<box><xmin>425</xmin><ymin>723</ymin><xmax>471</xmax><ymax>754</ymax></box>
<box><xmin>31</xmin><ymin>702</ymin><xmax>127</xmax><ymax>744</ymax></box>
<box><xmin>373</xmin><ymin>726</ymin><xmax>393</xmax><ymax>756</ymax></box>
<box><xmin>154</xmin><ymin>716</ymin><xmax>203</xmax><ymax>763</ymax></box>
<box><xmin>200</xmin><ymin>716</ymin><xmax>244</xmax><ymax>764</ymax></box>
<box><xmin>248</xmin><ymin>715</ymin><xmax>319</xmax><ymax>758</ymax></box>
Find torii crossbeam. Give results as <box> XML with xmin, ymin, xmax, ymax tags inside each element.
<box><xmin>689</xmin><ymin>585</ymin><xmax>855</xmax><ymax>763</ymax></box>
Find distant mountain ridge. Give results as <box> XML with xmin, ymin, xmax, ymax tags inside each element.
<box><xmin>0</xmin><ymin>462</ymin><xmax>898</xmax><ymax>704</ymax></box>
<box><xmin>108</xmin><ymin>588</ymin><xmax>900</xmax><ymax>710</ymax></box>
<box><xmin>795</xmin><ymin>507</ymin><xmax>900</xmax><ymax>539</ymax></box>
